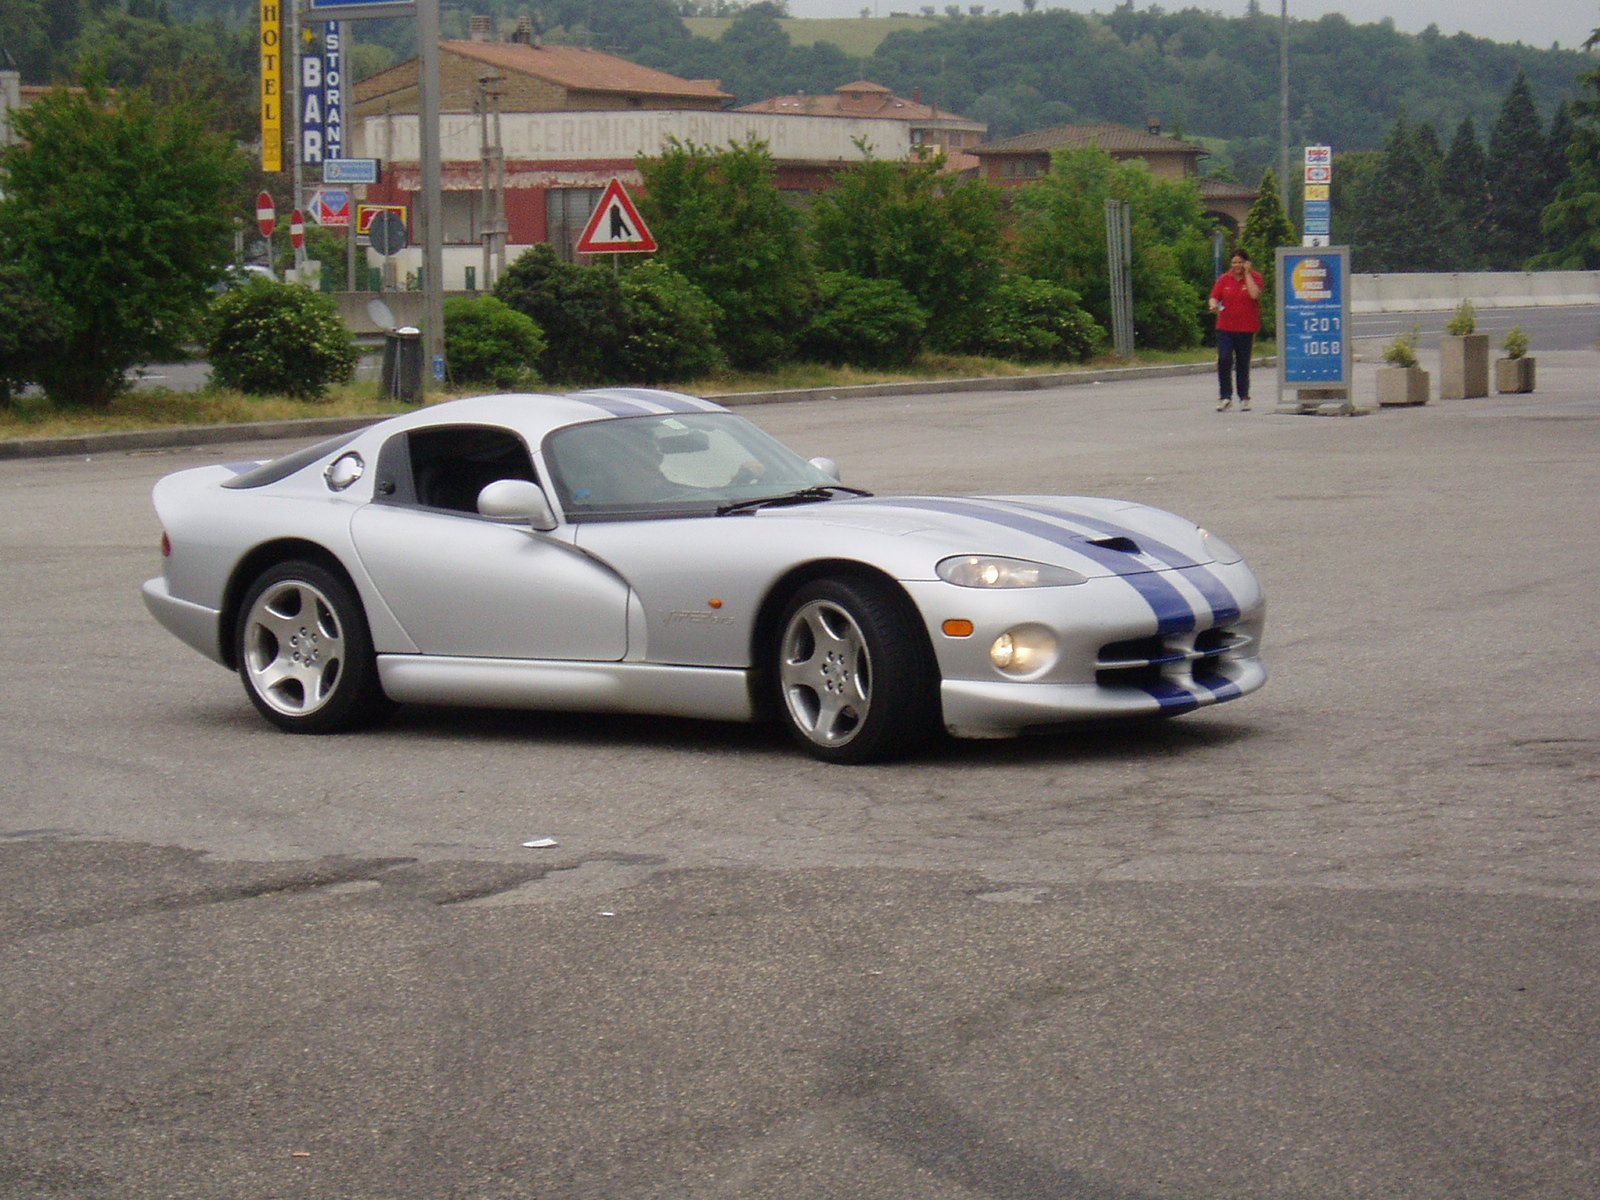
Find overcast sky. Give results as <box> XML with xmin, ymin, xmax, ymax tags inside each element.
<box><xmin>787</xmin><ymin>1</ymin><xmax>1600</xmax><ymax>51</ymax></box>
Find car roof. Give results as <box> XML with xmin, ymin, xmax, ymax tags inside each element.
<box><xmin>373</xmin><ymin>389</ymin><xmax>733</xmax><ymax>446</ymax></box>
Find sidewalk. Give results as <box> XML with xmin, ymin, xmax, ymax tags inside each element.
<box><xmin>3</xmin><ymin>348</ymin><xmax>1594</xmax><ymax>461</ymax></box>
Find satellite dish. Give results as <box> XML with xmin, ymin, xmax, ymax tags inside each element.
<box><xmin>367</xmin><ymin>298</ymin><xmax>397</xmax><ymax>331</ymax></box>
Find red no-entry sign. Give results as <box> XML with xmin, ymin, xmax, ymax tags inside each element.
<box><xmin>256</xmin><ymin>191</ymin><xmax>276</xmax><ymax>239</ymax></box>
<box><xmin>290</xmin><ymin>210</ymin><xmax>305</xmax><ymax>250</ymax></box>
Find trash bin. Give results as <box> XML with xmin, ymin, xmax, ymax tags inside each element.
<box><xmin>380</xmin><ymin>326</ymin><xmax>424</xmax><ymax>404</ymax></box>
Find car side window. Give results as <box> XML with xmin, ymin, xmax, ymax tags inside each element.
<box><xmin>375</xmin><ymin>425</ymin><xmax>538</xmax><ymax>515</ymax></box>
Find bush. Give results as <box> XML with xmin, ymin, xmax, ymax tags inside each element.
<box><xmin>444</xmin><ymin>296</ymin><xmax>545</xmax><ymax>389</ymax></box>
<box><xmin>1502</xmin><ymin>325</ymin><xmax>1530</xmax><ymax>359</ymax></box>
<box><xmin>965</xmin><ymin>276</ymin><xmax>1103</xmax><ymax>363</ymax></box>
<box><xmin>800</xmin><ymin>273</ymin><xmax>927</xmax><ymax>368</ymax></box>
<box><xmin>0</xmin><ymin>264</ymin><xmax>66</xmax><ymax>407</ymax></box>
<box><xmin>1446</xmin><ymin>299</ymin><xmax>1477</xmax><ymax>336</ymax></box>
<box><xmin>617</xmin><ymin>263</ymin><xmax>724</xmax><ymax>384</ymax></box>
<box><xmin>1382</xmin><ymin>325</ymin><xmax>1421</xmax><ymax>368</ymax></box>
<box><xmin>206</xmin><ymin>280</ymin><xmax>359</xmax><ymax>399</ymax></box>
<box><xmin>494</xmin><ymin>245</ymin><xmax>627</xmax><ymax>384</ymax></box>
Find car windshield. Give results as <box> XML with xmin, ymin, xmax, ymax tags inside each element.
<box><xmin>544</xmin><ymin>413</ymin><xmax>840</xmax><ymax>521</ymax></box>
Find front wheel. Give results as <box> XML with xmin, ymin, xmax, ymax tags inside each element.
<box><xmin>774</xmin><ymin>577</ymin><xmax>939</xmax><ymax>764</ymax></box>
<box><xmin>235</xmin><ymin>560</ymin><xmax>389</xmax><ymax>733</ymax></box>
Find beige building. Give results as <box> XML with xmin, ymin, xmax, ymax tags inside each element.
<box><xmin>738</xmin><ymin>80</ymin><xmax>987</xmax><ymax>172</ymax></box>
<box><xmin>971</xmin><ymin>120</ymin><xmax>1258</xmax><ymax>229</ymax></box>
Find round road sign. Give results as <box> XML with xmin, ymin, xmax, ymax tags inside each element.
<box><xmin>256</xmin><ymin>191</ymin><xmax>276</xmax><ymax>239</ymax></box>
<box><xmin>367</xmin><ymin>209</ymin><xmax>408</xmax><ymax>257</ymax></box>
<box><xmin>290</xmin><ymin>209</ymin><xmax>305</xmax><ymax>250</ymax></box>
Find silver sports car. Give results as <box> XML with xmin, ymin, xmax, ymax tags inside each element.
<box><xmin>143</xmin><ymin>389</ymin><xmax>1266</xmax><ymax>762</ymax></box>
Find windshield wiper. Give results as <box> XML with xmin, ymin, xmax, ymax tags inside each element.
<box><xmin>715</xmin><ymin>484</ymin><xmax>873</xmax><ymax>516</ymax></box>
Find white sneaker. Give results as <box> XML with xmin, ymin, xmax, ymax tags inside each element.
<box><xmin>1240</xmin><ymin>397</ymin><xmax>1252</xmax><ymax>411</ymax></box>
<box><xmin>1216</xmin><ymin>397</ymin><xmax>1233</xmax><ymax>412</ymax></box>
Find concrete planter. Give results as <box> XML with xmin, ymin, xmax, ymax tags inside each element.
<box><xmin>1495</xmin><ymin>356</ymin><xmax>1536</xmax><ymax>394</ymax></box>
<box><xmin>1439</xmin><ymin>333</ymin><xmax>1490</xmax><ymax>398</ymax></box>
<box><xmin>1376</xmin><ymin>366</ymin><xmax>1430</xmax><ymax>407</ymax></box>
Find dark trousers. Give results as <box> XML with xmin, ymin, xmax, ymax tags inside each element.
<box><xmin>1216</xmin><ymin>330</ymin><xmax>1254</xmax><ymax>400</ymax></box>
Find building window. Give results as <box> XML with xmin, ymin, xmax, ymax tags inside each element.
<box><xmin>546</xmin><ymin>187</ymin><xmax>604</xmax><ymax>262</ymax></box>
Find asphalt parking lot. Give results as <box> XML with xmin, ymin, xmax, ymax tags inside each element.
<box><xmin>1</xmin><ymin>349</ymin><xmax>1597</xmax><ymax>1199</ymax></box>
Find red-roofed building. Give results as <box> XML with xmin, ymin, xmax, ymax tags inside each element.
<box><xmin>347</xmin><ymin>26</ymin><xmax>929</xmax><ymax>282</ymax></box>
<box><xmin>970</xmin><ymin>120</ymin><xmax>1258</xmax><ymax>230</ymax></box>
<box><xmin>737</xmin><ymin>81</ymin><xmax>986</xmax><ymax>172</ymax></box>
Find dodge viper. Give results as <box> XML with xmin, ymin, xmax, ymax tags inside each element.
<box><xmin>143</xmin><ymin>389</ymin><xmax>1266</xmax><ymax>762</ymax></box>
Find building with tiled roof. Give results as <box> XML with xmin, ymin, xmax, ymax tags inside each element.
<box><xmin>353</xmin><ymin>32</ymin><xmax>731</xmax><ymax>121</ymax></box>
<box><xmin>344</xmin><ymin>25</ymin><xmax>927</xmax><ymax>284</ymax></box>
<box><xmin>737</xmin><ymin>81</ymin><xmax>986</xmax><ymax>172</ymax></box>
<box><xmin>970</xmin><ymin>119</ymin><xmax>1258</xmax><ymax>229</ymax></box>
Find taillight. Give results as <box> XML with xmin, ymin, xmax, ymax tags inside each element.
<box><xmin>161</xmin><ymin>532</ymin><xmax>171</xmax><ymax>558</ymax></box>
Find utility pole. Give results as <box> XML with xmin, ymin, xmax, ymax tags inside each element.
<box><xmin>417</xmin><ymin>0</ymin><xmax>445</xmax><ymax>387</ymax></box>
<box><xmin>1279</xmin><ymin>0</ymin><xmax>1290</xmax><ymax>198</ymax></box>
<box><xmin>477</xmin><ymin>71</ymin><xmax>506</xmax><ymax>291</ymax></box>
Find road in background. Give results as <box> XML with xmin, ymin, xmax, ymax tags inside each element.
<box><xmin>3</xmin><ymin>358</ymin><xmax>1598</xmax><ymax>1198</ymax></box>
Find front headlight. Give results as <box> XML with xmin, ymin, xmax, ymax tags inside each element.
<box><xmin>1198</xmin><ymin>529</ymin><xmax>1244</xmax><ymax>565</ymax></box>
<box><xmin>937</xmin><ymin>556</ymin><xmax>1088</xmax><ymax>588</ymax></box>
<box><xmin>990</xmin><ymin>625</ymin><xmax>1059</xmax><ymax>676</ymax></box>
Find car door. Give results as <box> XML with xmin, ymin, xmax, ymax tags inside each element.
<box><xmin>349</xmin><ymin>424</ymin><xmax>630</xmax><ymax>661</ymax></box>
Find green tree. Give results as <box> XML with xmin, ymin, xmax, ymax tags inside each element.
<box><xmin>1533</xmin><ymin>32</ymin><xmax>1600</xmax><ymax>269</ymax></box>
<box><xmin>0</xmin><ymin>264</ymin><xmax>67</xmax><ymax>407</ymax></box>
<box><xmin>809</xmin><ymin>155</ymin><xmax>1004</xmax><ymax>350</ymax></box>
<box><xmin>638</xmin><ymin>138</ymin><xmax>812</xmax><ymax>370</ymax></box>
<box><xmin>1236</xmin><ymin>167</ymin><xmax>1298</xmax><ymax>336</ymax></box>
<box><xmin>493</xmin><ymin>244</ymin><xmax>628</xmax><ymax>384</ymax></box>
<box><xmin>0</xmin><ymin>79</ymin><xmax>245</xmax><ymax>407</ymax></box>
<box><xmin>1484</xmin><ymin>72</ymin><xmax>1553</xmax><ymax>268</ymax></box>
<box><xmin>616</xmin><ymin>262</ymin><xmax>724</xmax><ymax>384</ymax></box>
<box><xmin>1010</xmin><ymin>147</ymin><xmax>1213</xmax><ymax>351</ymax></box>
<box><xmin>1345</xmin><ymin>116</ymin><xmax>1452</xmax><ymax>272</ymax></box>
<box><xmin>1441</xmin><ymin>117</ymin><xmax>1489</xmax><ymax>268</ymax></box>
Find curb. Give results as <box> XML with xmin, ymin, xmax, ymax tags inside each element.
<box><xmin>0</xmin><ymin>361</ymin><xmax>1223</xmax><ymax>462</ymax></box>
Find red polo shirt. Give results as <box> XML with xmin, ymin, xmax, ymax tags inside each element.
<box><xmin>1211</xmin><ymin>269</ymin><xmax>1264</xmax><ymax>333</ymax></box>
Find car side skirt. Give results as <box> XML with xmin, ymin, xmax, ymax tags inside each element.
<box><xmin>376</xmin><ymin>655</ymin><xmax>756</xmax><ymax>722</ymax></box>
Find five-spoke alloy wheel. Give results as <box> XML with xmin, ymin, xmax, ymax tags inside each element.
<box><xmin>235</xmin><ymin>560</ymin><xmax>387</xmax><ymax>733</ymax></box>
<box><xmin>775</xmin><ymin>577</ymin><xmax>937</xmax><ymax>764</ymax></box>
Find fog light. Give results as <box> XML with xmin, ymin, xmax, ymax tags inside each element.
<box><xmin>988</xmin><ymin>625</ymin><xmax>1057</xmax><ymax>676</ymax></box>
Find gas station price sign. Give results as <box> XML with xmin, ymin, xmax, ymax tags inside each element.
<box><xmin>1276</xmin><ymin>246</ymin><xmax>1351</xmax><ymax>389</ymax></box>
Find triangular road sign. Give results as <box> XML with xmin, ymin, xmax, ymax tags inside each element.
<box><xmin>576</xmin><ymin>179</ymin><xmax>657</xmax><ymax>254</ymax></box>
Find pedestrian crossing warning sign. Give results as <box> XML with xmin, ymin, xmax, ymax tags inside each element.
<box><xmin>576</xmin><ymin>179</ymin><xmax>657</xmax><ymax>254</ymax></box>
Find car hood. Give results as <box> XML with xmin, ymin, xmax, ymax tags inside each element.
<box><xmin>759</xmin><ymin>493</ymin><xmax>1220</xmax><ymax>579</ymax></box>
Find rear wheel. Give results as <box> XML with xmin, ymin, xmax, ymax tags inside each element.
<box><xmin>235</xmin><ymin>560</ymin><xmax>388</xmax><ymax>733</ymax></box>
<box><xmin>774</xmin><ymin>577</ymin><xmax>938</xmax><ymax>764</ymax></box>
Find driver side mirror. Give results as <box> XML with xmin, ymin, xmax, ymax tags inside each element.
<box><xmin>477</xmin><ymin>479</ymin><xmax>558</xmax><ymax>531</ymax></box>
<box><xmin>808</xmin><ymin>456</ymin><xmax>841</xmax><ymax>482</ymax></box>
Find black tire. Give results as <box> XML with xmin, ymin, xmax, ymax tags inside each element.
<box><xmin>773</xmin><ymin>576</ymin><xmax>939</xmax><ymax>764</ymax></box>
<box><xmin>234</xmin><ymin>560</ymin><xmax>389</xmax><ymax>733</ymax></box>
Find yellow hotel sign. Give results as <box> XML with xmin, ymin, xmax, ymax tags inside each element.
<box><xmin>260</xmin><ymin>0</ymin><xmax>283</xmax><ymax>172</ymax></box>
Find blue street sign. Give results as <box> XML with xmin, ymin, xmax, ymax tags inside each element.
<box><xmin>324</xmin><ymin>158</ymin><xmax>379</xmax><ymax>184</ymax></box>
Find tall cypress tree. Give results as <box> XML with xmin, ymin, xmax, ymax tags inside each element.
<box><xmin>1347</xmin><ymin>117</ymin><xmax>1452</xmax><ymax>272</ymax></box>
<box><xmin>1238</xmin><ymin>168</ymin><xmax>1297</xmax><ymax>336</ymax></box>
<box><xmin>1442</xmin><ymin>117</ymin><xmax>1489</xmax><ymax>268</ymax></box>
<box><xmin>1484</xmin><ymin>73</ymin><xmax>1553</xmax><ymax>269</ymax></box>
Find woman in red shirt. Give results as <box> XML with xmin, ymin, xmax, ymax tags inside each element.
<box><xmin>1209</xmin><ymin>251</ymin><xmax>1264</xmax><ymax>411</ymax></box>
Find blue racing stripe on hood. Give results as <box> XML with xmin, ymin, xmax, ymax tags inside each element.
<box><xmin>897</xmin><ymin>497</ymin><xmax>1198</xmax><ymax>634</ymax></box>
<box><xmin>1004</xmin><ymin>502</ymin><xmax>1243</xmax><ymax>624</ymax></box>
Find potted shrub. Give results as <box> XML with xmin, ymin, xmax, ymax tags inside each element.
<box><xmin>1495</xmin><ymin>325</ymin><xmax>1536</xmax><ymax>394</ymax></box>
<box><xmin>1438</xmin><ymin>299</ymin><xmax>1489</xmax><ymax>398</ymax></box>
<box><xmin>1376</xmin><ymin>325</ymin><xmax>1429</xmax><ymax>406</ymax></box>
